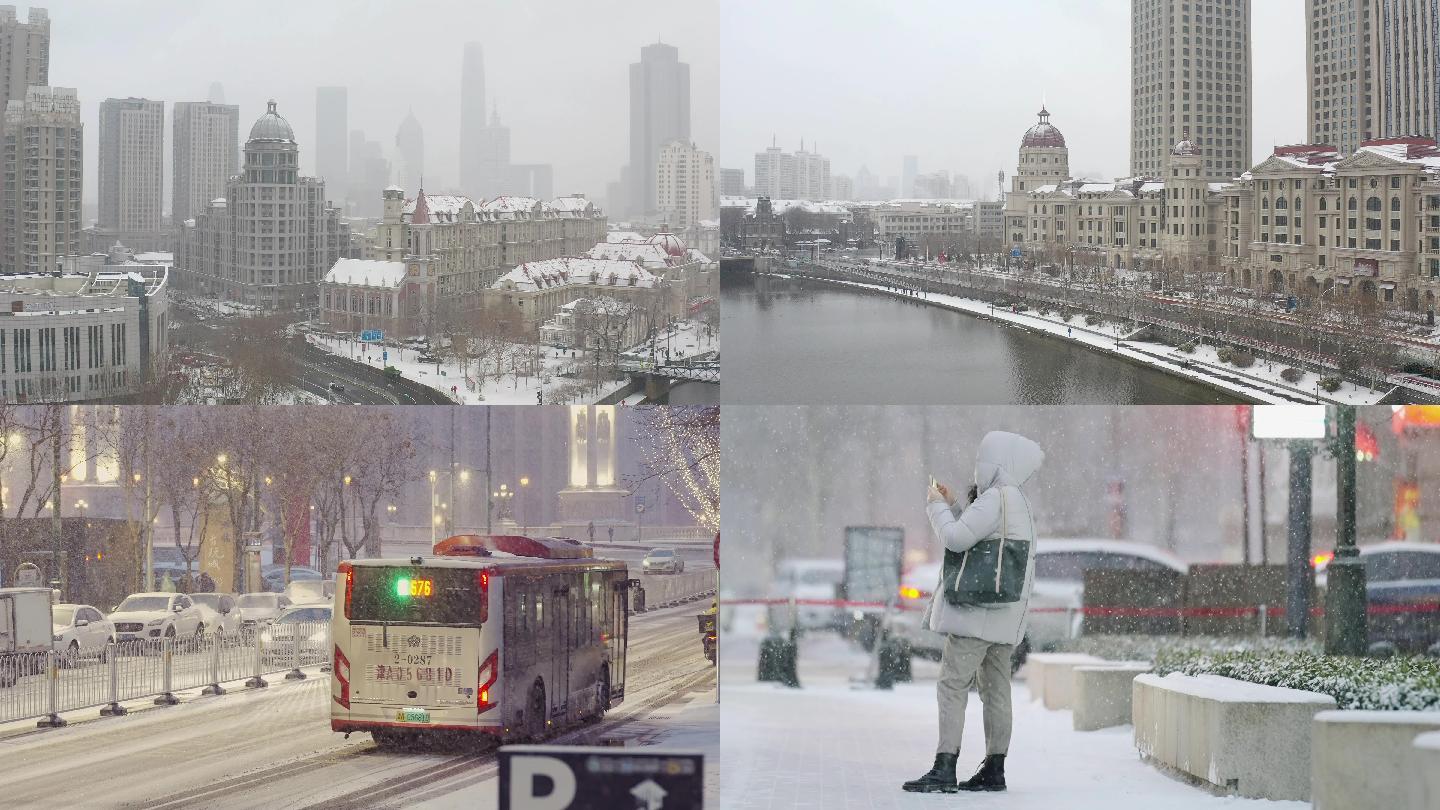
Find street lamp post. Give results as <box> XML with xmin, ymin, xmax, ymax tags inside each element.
<box><xmin>1326</xmin><ymin>407</ymin><xmax>1368</xmax><ymax>655</ymax></box>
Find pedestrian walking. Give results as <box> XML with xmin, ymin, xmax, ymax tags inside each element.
<box><xmin>196</xmin><ymin>570</ymin><xmax>216</xmax><ymax>593</ymax></box>
<box><xmin>607</xmin><ymin>526</ymin><xmax>614</xmax><ymax>543</ymax></box>
<box><xmin>903</xmin><ymin>430</ymin><xmax>1044</xmax><ymax>795</ymax></box>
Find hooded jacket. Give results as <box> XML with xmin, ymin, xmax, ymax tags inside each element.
<box><xmin>921</xmin><ymin>430</ymin><xmax>1044</xmax><ymax>646</ymax></box>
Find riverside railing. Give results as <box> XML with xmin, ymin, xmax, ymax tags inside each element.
<box><xmin>0</xmin><ymin>621</ymin><xmax>331</xmax><ymax>727</ymax></box>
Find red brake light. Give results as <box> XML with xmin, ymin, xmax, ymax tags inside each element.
<box><xmin>477</xmin><ymin>569</ymin><xmax>490</xmax><ymax>624</ymax></box>
<box><xmin>338</xmin><ymin>562</ymin><xmax>354</xmax><ymax>619</ymax></box>
<box><xmin>477</xmin><ymin>649</ymin><xmax>499</xmax><ymax>714</ymax></box>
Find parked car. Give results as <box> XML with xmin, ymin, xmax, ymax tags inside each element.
<box><xmin>236</xmin><ymin>592</ymin><xmax>291</xmax><ymax>629</ymax></box>
<box><xmin>108</xmin><ymin>592</ymin><xmax>206</xmax><ymax>644</ymax></box>
<box><xmin>51</xmin><ymin>603</ymin><xmax>116</xmax><ymax>663</ymax></box>
<box><xmin>327</xmin><ymin>382</ymin><xmax>346</xmax><ymax>393</ymax></box>
<box><xmin>642</xmin><ymin>547</ymin><xmax>686</xmax><ymax>575</ymax></box>
<box><xmin>261</xmin><ymin>605</ymin><xmax>332</xmax><ymax>663</ymax></box>
<box><xmin>891</xmin><ymin>540</ymin><xmax>1189</xmax><ymax>662</ymax></box>
<box><xmin>188</xmin><ymin>593</ymin><xmax>243</xmax><ymax>640</ymax></box>
<box><xmin>261</xmin><ymin>565</ymin><xmax>323</xmax><ymax>593</ymax></box>
<box><xmin>284</xmin><ymin>578</ymin><xmax>335</xmax><ymax>605</ymax></box>
<box><xmin>1319</xmin><ymin>542</ymin><xmax>1440</xmax><ymax>653</ymax></box>
<box><xmin>771</xmin><ymin>558</ymin><xmax>846</xmax><ymax>632</ymax></box>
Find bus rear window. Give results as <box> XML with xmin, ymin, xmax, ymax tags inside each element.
<box><xmin>349</xmin><ymin>567</ymin><xmax>487</xmax><ymax>625</ymax></box>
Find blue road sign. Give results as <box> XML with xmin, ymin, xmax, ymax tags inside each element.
<box><xmin>1010</xmin><ymin>247</ymin><xmax>1023</xmax><ymax>258</ymax></box>
<box><xmin>382</xmin><ymin>350</ymin><xmax>388</xmax><ymax>363</ymax></box>
<box><xmin>360</xmin><ymin>329</ymin><xmax>384</xmax><ymax>342</ymax></box>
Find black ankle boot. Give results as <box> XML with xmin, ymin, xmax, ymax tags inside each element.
<box><xmin>901</xmin><ymin>752</ymin><xmax>959</xmax><ymax>793</ymax></box>
<box><xmin>957</xmin><ymin>754</ymin><xmax>1007</xmax><ymax>791</ymax></box>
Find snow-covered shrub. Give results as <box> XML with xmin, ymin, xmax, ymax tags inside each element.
<box><xmin>1230</xmin><ymin>351</ymin><xmax>1256</xmax><ymax>368</ymax></box>
<box><xmin>1179</xmin><ymin>343</ymin><xmax>1196</xmax><ymax>354</ymax></box>
<box><xmin>1153</xmin><ymin>649</ymin><xmax>1440</xmax><ymax>711</ymax></box>
<box><xmin>1056</xmin><ymin>634</ymin><xmax>1318</xmax><ymax>663</ymax></box>
<box><xmin>1320</xmin><ymin>376</ymin><xmax>1342</xmax><ymax>392</ymax></box>
<box><xmin>1217</xmin><ymin>346</ymin><xmax>1235</xmax><ymax>363</ymax></box>
<box><xmin>1281</xmin><ymin>367</ymin><xmax>1303</xmax><ymax>383</ymax></box>
<box><xmin>1085</xmin><ymin>315</ymin><xmax>1102</xmax><ymax>327</ymax></box>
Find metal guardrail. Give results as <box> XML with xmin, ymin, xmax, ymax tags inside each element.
<box><xmin>0</xmin><ymin>621</ymin><xmax>331</xmax><ymax>727</ymax></box>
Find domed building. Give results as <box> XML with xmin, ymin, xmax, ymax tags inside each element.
<box><xmin>179</xmin><ymin>100</ymin><xmax>350</xmax><ymax>309</ymax></box>
<box><xmin>1005</xmin><ymin>108</ymin><xmax>1073</xmax><ymax>244</ymax></box>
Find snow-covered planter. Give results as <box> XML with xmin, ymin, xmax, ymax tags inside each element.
<box><xmin>1133</xmin><ymin>672</ymin><xmax>1335</xmax><ymax>800</ymax></box>
<box><xmin>1311</xmin><ymin>710</ymin><xmax>1440</xmax><ymax>810</ymax></box>
<box><xmin>1054</xmin><ymin>633</ymin><xmax>1318</xmax><ymax>663</ymax></box>
<box><xmin>1023</xmin><ymin>652</ymin><xmax>1105</xmax><ymax>709</ymax></box>
<box><xmin>1153</xmin><ymin>649</ymin><xmax>1440</xmax><ymax>711</ymax></box>
<box><xmin>1320</xmin><ymin>376</ymin><xmax>1342</xmax><ymax>392</ymax></box>
<box><xmin>1230</xmin><ymin>350</ymin><xmax>1256</xmax><ymax>368</ymax></box>
<box><xmin>1412</xmin><ymin>731</ymin><xmax>1440</xmax><ymax>810</ymax></box>
<box><xmin>1072</xmin><ymin>662</ymin><xmax>1150</xmax><ymax>731</ymax></box>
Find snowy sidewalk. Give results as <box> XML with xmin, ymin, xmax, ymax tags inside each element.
<box><xmin>720</xmin><ymin>634</ymin><xmax>1304</xmax><ymax>810</ymax></box>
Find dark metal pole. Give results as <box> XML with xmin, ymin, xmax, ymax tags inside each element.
<box><xmin>1326</xmin><ymin>407</ymin><xmax>1368</xmax><ymax>655</ymax></box>
<box><xmin>1285</xmin><ymin>441</ymin><xmax>1313</xmax><ymax>638</ymax></box>
<box><xmin>50</xmin><ymin>405</ymin><xmax>64</xmax><ymax>600</ymax></box>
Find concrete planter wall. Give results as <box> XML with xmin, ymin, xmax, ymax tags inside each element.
<box><xmin>1132</xmin><ymin>672</ymin><xmax>1335</xmax><ymax>801</ymax></box>
<box><xmin>1412</xmin><ymin>731</ymin><xmax>1440</xmax><ymax>810</ymax></box>
<box><xmin>1311</xmin><ymin>710</ymin><xmax>1440</xmax><ymax>810</ymax></box>
<box><xmin>1023</xmin><ymin>653</ymin><xmax>1105</xmax><ymax>709</ymax></box>
<box><xmin>1072</xmin><ymin>663</ymin><xmax>1151</xmax><ymax>731</ymax></box>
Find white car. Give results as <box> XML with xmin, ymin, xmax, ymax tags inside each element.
<box><xmin>284</xmin><ymin>579</ymin><xmax>335</xmax><ymax>606</ymax></box>
<box><xmin>892</xmin><ymin>540</ymin><xmax>1189</xmax><ymax>659</ymax></box>
<box><xmin>642</xmin><ymin>547</ymin><xmax>686</xmax><ymax>575</ymax></box>
<box><xmin>261</xmin><ymin>605</ymin><xmax>333</xmax><ymax>662</ymax></box>
<box><xmin>52</xmin><ymin>603</ymin><xmax>116</xmax><ymax>663</ymax></box>
<box><xmin>772</xmin><ymin>558</ymin><xmax>846</xmax><ymax>631</ymax></box>
<box><xmin>236</xmin><ymin>592</ymin><xmax>292</xmax><ymax>629</ymax></box>
<box><xmin>189</xmin><ymin>593</ymin><xmax>243</xmax><ymax>640</ymax></box>
<box><xmin>108</xmin><ymin>592</ymin><xmax>206</xmax><ymax>644</ymax></box>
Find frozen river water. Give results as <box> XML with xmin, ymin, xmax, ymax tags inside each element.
<box><xmin>722</xmin><ymin>274</ymin><xmax>1246</xmax><ymax>405</ymax></box>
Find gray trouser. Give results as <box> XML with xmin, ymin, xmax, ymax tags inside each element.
<box><xmin>935</xmin><ymin>634</ymin><xmax>1015</xmax><ymax>756</ymax></box>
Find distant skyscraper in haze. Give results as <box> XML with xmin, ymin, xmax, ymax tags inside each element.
<box><xmin>719</xmin><ymin>167</ymin><xmax>744</xmax><ymax>196</ymax></box>
<box><xmin>1132</xmin><ymin>0</ymin><xmax>1251</xmax><ymax>181</ymax></box>
<box><xmin>901</xmin><ymin>155</ymin><xmax>917</xmax><ymax>198</ymax></box>
<box><xmin>3</xmin><ymin>86</ymin><xmax>81</xmax><ymax>274</ymax></box>
<box><xmin>629</xmin><ymin>42</ymin><xmax>690</xmax><ymax>216</ymax></box>
<box><xmin>98</xmin><ymin>97</ymin><xmax>164</xmax><ymax>232</ymax></box>
<box><xmin>349</xmin><ymin>129</ymin><xmax>390</xmax><ymax>217</ymax></box>
<box><xmin>504</xmin><ymin>164</ymin><xmax>552</xmax><ymax>200</ymax></box>
<box><xmin>460</xmin><ymin>42</ymin><xmax>487</xmax><ymax>195</ymax></box>
<box><xmin>656</xmin><ymin>140</ymin><xmax>715</xmax><ymax>235</ymax></box>
<box><xmin>315</xmin><ymin>86</ymin><xmax>348</xmax><ymax>205</ymax></box>
<box><xmin>396</xmin><ymin>110</ymin><xmax>424</xmax><ymax>193</ymax></box>
<box><xmin>1308</xmin><ymin>0</ymin><xmax>1438</xmax><ymax>155</ymax></box>
<box><xmin>478</xmin><ymin>107</ymin><xmax>511</xmax><ymax>197</ymax></box>
<box><xmin>207</xmin><ymin>82</ymin><xmax>225</xmax><ymax>105</ymax></box>
<box><xmin>173</xmin><ymin>101</ymin><xmax>238</xmax><ymax>225</ymax></box>
<box><xmin>0</xmin><ymin>6</ymin><xmax>48</xmax><ymax>108</ymax></box>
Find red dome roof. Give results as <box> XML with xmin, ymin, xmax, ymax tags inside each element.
<box><xmin>1021</xmin><ymin>108</ymin><xmax>1066</xmax><ymax>149</ymax></box>
<box><xmin>648</xmin><ymin>231</ymin><xmax>686</xmax><ymax>257</ymax></box>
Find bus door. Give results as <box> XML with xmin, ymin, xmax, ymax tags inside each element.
<box><xmin>550</xmin><ymin>581</ymin><xmax>571</xmax><ymax>725</ymax></box>
<box><xmin>611</xmin><ymin>577</ymin><xmax>634</xmax><ymax>703</ymax></box>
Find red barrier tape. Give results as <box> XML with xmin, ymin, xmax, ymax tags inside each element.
<box><xmin>721</xmin><ymin>599</ymin><xmax>1440</xmax><ymax>617</ymax></box>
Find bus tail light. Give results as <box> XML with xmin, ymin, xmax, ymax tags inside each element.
<box><xmin>477</xmin><ymin>649</ymin><xmax>499</xmax><ymax>714</ymax></box>
<box><xmin>333</xmin><ymin>645</ymin><xmax>351</xmax><ymax>709</ymax></box>
<box><xmin>476</xmin><ymin>569</ymin><xmax>490</xmax><ymax>624</ymax></box>
<box><xmin>338</xmin><ymin>562</ymin><xmax>354</xmax><ymax>619</ymax></box>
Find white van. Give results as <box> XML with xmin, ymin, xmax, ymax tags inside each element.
<box><xmin>771</xmin><ymin>558</ymin><xmax>845</xmax><ymax>632</ymax></box>
<box><xmin>0</xmin><ymin>588</ymin><xmax>54</xmax><ymax>687</ymax></box>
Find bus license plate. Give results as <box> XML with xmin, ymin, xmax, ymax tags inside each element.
<box><xmin>397</xmin><ymin>708</ymin><xmax>430</xmax><ymax>723</ymax></box>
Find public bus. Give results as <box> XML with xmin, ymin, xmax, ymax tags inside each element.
<box><xmin>330</xmin><ymin>534</ymin><xmax>634</xmax><ymax>748</ymax></box>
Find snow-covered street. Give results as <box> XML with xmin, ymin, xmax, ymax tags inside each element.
<box><xmin>720</xmin><ymin>631</ymin><xmax>1304</xmax><ymax>810</ymax></box>
<box><xmin>0</xmin><ymin>604</ymin><xmax>717</xmax><ymax>810</ymax></box>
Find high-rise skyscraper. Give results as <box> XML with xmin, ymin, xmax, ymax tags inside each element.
<box><xmin>0</xmin><ymin>6</ymin><xmax>47</xmax><ymax>108</ymax></box>
<box><xmin>656</xmin><ymin>140</ymin><xmax>715</xmax><ymax>235</ymax></box>
<box><xmin>719</xmin><ymin>167</ymin><xmax>745</xmax><ymax>197</ymax></box>
<box><xmin>173</xmin><ymin>101</ymin><xmax>239</xmax><ymax>226</ymax></box>
<box><xmin>396</xmin><ymin>110</ymin><xmax>424</xmax><ymax>193</ymax></box>
<box><xmin>98</xmin><ymin>97</ymin><xmax>164</xmax><ymax>233</ymax></box>
<box><xmin>2</xmin><ymin>86</ymin><xmax>80</xmax><ymax>274</ymax></box>
<box><xmin>315</xmin><ymin>86</ymin><xmax>348</xmax><ymax>205</ymax></box>
<box><xmin>477</xmin><ymin>107</ymin><xmax>510</xmax><ymax>197</ymax></box>
<box><xmin>1308</xmin><ymin>0</ymin><xmax>1438</xmax><ymax>155</ymax></box>
<box><xmin>1131</xmin><ymin>0</ymin><xmax>1251</xmax><ymax>181</ymax></box>
<box><xmin>207</xmin><ymin>82</ymin><xmax>225</xmax><ymax>105</ymax></box>
<box><xmin>348</xmin><ymin>129</ymin><xmax>390</xmax><ymax>218</ymax></box>
<box><xmin>460</xmin><ymin>42</ymin><xmax>487</xmax><ymax>195</ymax></box>
<box><xmin>629</xmin><ymin>43</ymin><xmax>690</xmax><ymax>216</ymax></box>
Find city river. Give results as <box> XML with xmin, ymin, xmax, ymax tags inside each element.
<box><xmin>722</xmin><ymin>273</ymin><xmax>1246</xmax><ymax>404</ymax></box>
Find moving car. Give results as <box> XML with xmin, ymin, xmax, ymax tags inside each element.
<box><xmin>52</xmin><ymin>603</ymin><xmax>116</xmax><ymax>663</ymax></box>
<box><xmin>261</xmin><ymin>564</ymin><xmax>323</xmax><ymax>593</ymax></box>
<box><xmin>189</xmin><ymin>593</ymin><xmax>243</xmax><ymax>640</ymax></box>
<box><xmin>284</xmin><ymin>578</ymin><xmax>335</xmax><ymax>605</ymax></box>
<box><xmin>236</xmin><ymin>592</ymin><xmax>291</xmax><ymax>629</ymax></box>
<box><xmin>108</xmin><ymin>592</ymin><xmax>206</xmax><ymax>643</ymax></box>
<box><xmin>772</xmin><ymin>558</ymin><xmax>846</xmax><ymax>631</ymax></box>
<box><xmin>642</xmin><ymin>547</ymin><xmax>686</xmax><ymax>575</ymax></box>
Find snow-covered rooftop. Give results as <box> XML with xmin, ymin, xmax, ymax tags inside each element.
<box><xmin>494</xmin><ymin>257</ymin><xmax>658</xmax><ymax>292</ymax></box>
<box><xmin>405</xmin><ymin>194</ymin><xmax>474</xmax><ymax>223</ymax></box>
<box><xmin>545</xmin><ymin>196</ymin><xmax>595</xmax><ymax>215</ymax></box>
<box><xmin>606</xmin><ymin>230</ymin><xmax>647</xmax><ymax>243</ymax></box>
<box><xmin>323</xmin><ymin>258</ymin><xmax>407</xmax><ymax>288</ymax></box>
<box><xmin>481</xmin><ymin>196</ymin><xmax>541</xmax><ymax>216</ymax></box>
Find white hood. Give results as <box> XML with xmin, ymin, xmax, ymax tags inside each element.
<box><xmin>973</xmin><ymin>430</ymin><xmax>1044</xmax><ymax>491</ymax></box>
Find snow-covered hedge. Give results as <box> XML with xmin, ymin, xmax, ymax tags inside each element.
<box><xmin>1154</xmin><ymin>649</ymin><xmax>1440</xmax><ymax>711</ymax></box>
<box><xmin>1054</xmin><ymin>634</ymin><xmax>1318</xmax><ymax>663</ymax></box>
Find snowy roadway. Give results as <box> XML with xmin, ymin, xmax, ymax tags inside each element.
<box><xmin>0</xmin><ymin>603</ymin><xmax>717</xmax><ymax>810</ymax></box>
<box><xmin>720</xmin><ymin>631</ymin><xmax>1304</xmax><ymax>810</ymax></box>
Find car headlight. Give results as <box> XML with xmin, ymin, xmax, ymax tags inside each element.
<box><xmin>53</xmin><ymin>634</ymin><xmax>62</xmax><ymax>641</ymax></box>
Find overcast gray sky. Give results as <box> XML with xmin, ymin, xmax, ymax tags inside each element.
<box><xmin>720</xmin><ymin>0</ymin><xmax>1307</xmax><ymax>195</ymax></box>
<box><xmin>42</xmin><ymin>0</ymin><xmax>718</xmax><ymax>211</ymax></box>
